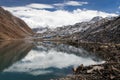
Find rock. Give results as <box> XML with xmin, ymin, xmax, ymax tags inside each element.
<box><xmin>87</xmin><ymin>66</ymin><xmax>104</xmax><ymax>73</ymax></box>
<box><xmin>100</xmin><ymin>45</ymin><xmax>108</xmax><ymax>49</ymax></box>
<box><xmin>55</xmin><ymin>42</ymin><xmax>120</xmax><ymax>80</ymax></box>
<box><xmin>81</xmin><ymin>16</ymin><xmax>120</xmax><ymax>43</ymax></box>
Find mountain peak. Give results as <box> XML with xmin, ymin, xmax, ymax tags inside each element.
<box><xmin>90</xmin><ymin>16</ymin><xmax>103</xmax><ymax>23</ymax></box>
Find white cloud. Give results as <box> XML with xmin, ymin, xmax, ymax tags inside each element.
<box><xmin>65</xmin><ymin>1</ymin><xmax>88</xmax><ymax>6</ymax></box>
<box><xmin>27</xmin><ymin>3</ymin><xmax>54</xmax><ymax>9</ymax></box>
<box><xmin>54</xmin><ymin>1</ymin><xmax>88</xmax><ymax>7</ymax></box>
<box><xmin>53</xmin><ymin>3</ymin><xmax>65</xmax><ymax>9</ymax></box>
<box><xmin>3</xmin><ymin>4</ymin><xmax>117</xmax><ymax>29</ymax></box>
<box><xmin>4</xmin><ymin>48</ymin><xmax>103</xmax><ymax>75</ymax></box>
<box><xmin>54</xmin><ymin>1</ymin><xmax>88</xmax><ymax>9</ymax></box>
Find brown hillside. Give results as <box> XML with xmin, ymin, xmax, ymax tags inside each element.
<box><xmin>0</xmin><ymin>7</ymin><xmax>34</xmax><ymax>40</ymax></box>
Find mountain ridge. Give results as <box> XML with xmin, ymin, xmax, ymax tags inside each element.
<box><xmin>35</xmin><ymin>16</ymin><xmax>120</xmax><ymax>43</ymax></box>
<box><xmin>0</xmin><ymin>7</ymin><xmax>34</xmax><ymax>40</ymax></box>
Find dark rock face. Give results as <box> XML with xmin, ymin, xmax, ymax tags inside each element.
<box><xmin>56</xmin><ymin>17</ymin><xmax>113</xmax><ymax>41</ymax></box>
<box><xmin>0</xmin><ymin>7</ymin><xmax>34</xmax><ymax>40</ymax></box>
<box><xmin>60</xmin><ymin>16</ymin><xmax>120</xmax><ymax>44</ymax></box>
<box><xmin>81</xmin><ymin>16</ymin><xmax>120</xmax><ymax>43</ymax></box>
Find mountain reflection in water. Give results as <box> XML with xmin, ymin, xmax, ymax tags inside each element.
<box><xmin>0</xmin><ymin>41</ymin><xmax>33</xmax><ymax>71</ymax></box>
<box><xmin>0</xmin><ymin>41</ymin><xmax>104</xmax><ymax>80</ymax></box>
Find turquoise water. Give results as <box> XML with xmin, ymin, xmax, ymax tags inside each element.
<box><xmin>0</xmin><ymin>41</ymin><xmax>103</xmax><ymax>80</ymax></box>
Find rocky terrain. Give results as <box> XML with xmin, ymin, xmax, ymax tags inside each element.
<box><xmin>0</xmin><ymin>7</ymin><xmax>34</xmax><ymax>40</ymax></box>
<box><xmin>61</xmin><ymin>16</ymin><xmax>120</xmax><ymax>44</ymax></box>
<box><xmin>59</xmin><ymin>16</ymin><xmax>120</xmax><ymax>44</ymax></box>
<box><xmin>55</xmin><ymin>42</ymin><xmax>120</xmax><ymax>80</ymax></box>
<box><xmin>33</xmin><ymin>16</ymin><xmax>120</xmax><ymax>80</ymax></box>
<box><xmin>35</xmin><ymin>16</ymin><xmax>120</xmax><ymax>44</ymax></box>
<box><xmin>79</xmin><ymin>16</ymin><xmax>120</xmax><ymax>43</ymax></box>
<box><xmin>56</xmin><ymin>16</ymin><xmax>120</xmax><ymax>80</ymax></box>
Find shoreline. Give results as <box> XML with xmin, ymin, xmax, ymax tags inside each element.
<box><xmin>0</xmin><ymin>39</ymin><xmax>119</xmax><ymax>80</ymax></box>
<box><xmin>55</xmin><ymin>41</ymin><xmax>120</xmax><ymax>80</ymax></box>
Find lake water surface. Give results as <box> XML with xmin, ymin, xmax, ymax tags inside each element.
<box><xmin>0</xmin><ymin>41</ymin><xmax>104</xmax><ymax>80</ymax></box>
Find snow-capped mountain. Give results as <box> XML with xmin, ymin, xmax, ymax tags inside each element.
<box><xmin>34</xmin><ymin>15</ymin><xmax>120</xmax><ymax>43</ymax></box>
<box><xmin>89</xmin><ymin>16</ymin><xmax>103</xmax><ymax>23</ymax></box>
<box><xmin>32</xmin><ymin>27</ymin><xmax>49</xmax><ymax>33</ymax></box>
<box><xmin>35</xmin><ymin>16</ymin><xmax>110</xmax><ymax>38</ymax></box>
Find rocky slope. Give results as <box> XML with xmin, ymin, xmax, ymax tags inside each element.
<box><xmin>34</xmin><ymin>15</ymin><xmax>119</xmax><ymax>43</ymax></box>
<box><xmin>34</xmin><ymin>16</ymin><xmax>105</xmax><ymax>39</ymax></box>
<box><xmin>80</xmin><ymin>16</ymin><xmax>120</xmax><ymax>43</ymax></box>
<box><xmin>36</xmin><ymin>16</ymin><xmax>120</xmax><ymax>44</ymax></box>
<box><xmin>0</xmin><ymin>7</ymin><xmax>34</xmax><ymax>40</ymax></box>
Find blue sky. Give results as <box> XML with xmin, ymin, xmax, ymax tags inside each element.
<box><xmin>0</xmin><ymin>0</ymin><xmax>120</xmax><ymax>13</ymax></box>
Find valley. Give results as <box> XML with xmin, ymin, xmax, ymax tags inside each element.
<box><xmin>0</xmin><ymin>6</ymin><xmax>120</xmax><ymax>80</ymax></box>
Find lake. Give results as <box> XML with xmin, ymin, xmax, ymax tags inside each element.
<box><xmin>0</xmin><ymin>41</ymin><xmax>104</xmax><ymax>80</ymax></box>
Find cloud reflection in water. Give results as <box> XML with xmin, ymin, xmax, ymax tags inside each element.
<box><xmin>4</xmin><ymin>44</ymin><xmax>104</xmax><ymax>76</ymax></box>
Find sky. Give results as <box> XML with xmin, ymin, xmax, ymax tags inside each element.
<box><xmin>0</xmin><ymin>0</ymin><xmax>120</xmax><ymax>28</ymax></box>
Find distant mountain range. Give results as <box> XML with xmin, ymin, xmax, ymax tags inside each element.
<box><xmin>34</xmin><ymin>16</ymin><xmax>120</xmax><ymax>43</ymax></box>
<box><xmin>0</xmin><ymin>7</ymin><xmax>34</xmax><ymax>40</ymax></box>
<box><xmin>0</xmin><ymin>6</ymin><xmax>119</xmax><ymax>43</ymax></box>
